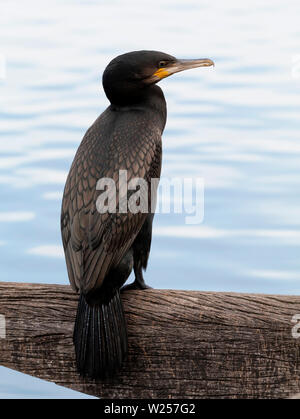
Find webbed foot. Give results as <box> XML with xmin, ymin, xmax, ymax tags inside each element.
<box><xmin>121</xmin><ymin>279</ymin><xmax>152</xmax><ymax>292</ymax></box>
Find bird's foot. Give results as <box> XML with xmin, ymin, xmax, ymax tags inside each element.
<box><xmin>121</xmin><ymin>280</ymin><xmax>152</xmax><ymax>292</ymax></box>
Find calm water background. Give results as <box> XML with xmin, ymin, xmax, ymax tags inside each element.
<box><xmin>0</xmin><ymin>0</ymin><xmax>300</xmax><ymax>398</ymax></box>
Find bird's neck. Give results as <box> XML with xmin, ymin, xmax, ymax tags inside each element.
<box><xmin>110</xmin><ymin>85</ymin><xmax>167</xmax><ymax>130</ymax></box>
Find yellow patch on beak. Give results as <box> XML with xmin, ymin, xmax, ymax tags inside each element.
<box><xmin>153</xmin><ymin>67</ymin><xmax>170</xmax><ymax>79</ymax></box>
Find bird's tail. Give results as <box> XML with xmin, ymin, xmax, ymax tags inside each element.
<box><xmin>73</xmin><ymin>289</ymin><xmax>128</xmax><ymax>378</ymax></box>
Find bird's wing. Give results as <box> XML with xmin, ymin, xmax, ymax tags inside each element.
<box><xmin>61</xmin><ymin>110</ymin><xmax>162</xmax><ymax>294</ymax></box>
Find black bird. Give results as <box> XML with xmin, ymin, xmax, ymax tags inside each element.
<box><xmin>61</xmin><ymin>50</ymin><xmax>214</xmax><ymax>378</ymax></box>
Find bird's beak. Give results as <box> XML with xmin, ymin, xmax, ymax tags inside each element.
<box><xmin>148</xmin><ymin>58</ymin><xmax>214</xmax><ymax>83</ymax></box>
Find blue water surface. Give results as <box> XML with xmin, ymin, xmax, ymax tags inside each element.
<box><xmin>0</xmin><ymin>0</ymin><xmax>299</xmax><ymax>398</ymax></box>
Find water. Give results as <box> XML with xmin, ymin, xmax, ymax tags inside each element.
<box><xmin>0</xmin><ymin>367</ymin><xmax>94</xmax><ymax>399</ymax></box>
<box><xmin>0</xmin><ymin>0</ymin><xmax>299</xmax><ymax>397</ymax></box>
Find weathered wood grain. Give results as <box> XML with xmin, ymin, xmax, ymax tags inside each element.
<box><xmin>0</xmin><ymin>282</ymin><xmax>299</xmax><ymax>399</ymax></box>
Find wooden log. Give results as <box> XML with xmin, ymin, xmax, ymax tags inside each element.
<box><xmin>0</xmin><ymin>282</ymin><xmax>299</xmax><ymax>399</ymax></box>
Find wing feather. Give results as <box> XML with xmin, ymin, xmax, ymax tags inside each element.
<box><xmin>61</xmin><ymin>108</ymin><xmax>162</xmax><ymax>294</ymax></box>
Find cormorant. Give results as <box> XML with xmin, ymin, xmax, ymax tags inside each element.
<box><xmin>61</xmin><ymin>50</ymin><xmax>214</xmax><ymax>378</ymax></box>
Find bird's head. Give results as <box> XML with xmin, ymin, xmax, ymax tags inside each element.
<box><xmin>102</xmin><ymin>50</ymin><xmax>214</xmax><ymax>106</ymax></box>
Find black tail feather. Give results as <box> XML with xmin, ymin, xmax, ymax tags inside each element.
<box><xmin>73</xmin><ymin>290</ymin><xmax>127</xmax><ymax>378</ymax></box>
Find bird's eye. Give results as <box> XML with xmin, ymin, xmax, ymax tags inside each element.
<box><xmin>158</xmin><ymin>60</ymin><xmax>168</xmax><ymax>68</ymax></box>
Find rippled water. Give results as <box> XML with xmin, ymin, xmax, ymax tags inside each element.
<box><xmin>1</xmin><ymin>0</ymin><xmax>299</xmax><ymax>397</ymax></box>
